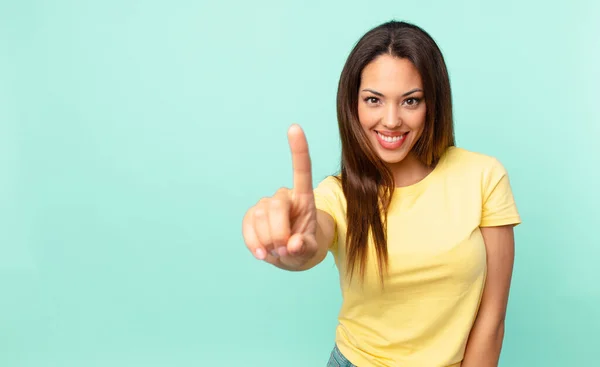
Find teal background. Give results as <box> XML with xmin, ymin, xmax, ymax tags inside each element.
<box><xmin>1</xmin><ymin>0</ymin><xmax>598</xmax><ymax>366</ymax></box>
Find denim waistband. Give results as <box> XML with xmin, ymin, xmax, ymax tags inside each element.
<box><xmin>327</xmin><ymin>344</ymin><xmax>356</xmax><ymax>367</ymax></box>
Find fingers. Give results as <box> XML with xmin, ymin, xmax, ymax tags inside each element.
<box><xmin>286</xmin><ymin>233</ymin><xmax>305</xmax><ymax>256</ymax></box>
<box><xmin>243</xmin><ymin>198</ymin><xmax>317</xmax><ymax>268</ymax></box>
<box><xmin>243</xmin><ymin>123</ymin><xmax>314</xmax><ymax>264</ymax></box>
<box><xmin>288</xmin><ymin>124</ymin><xmax>313</xmax><ymax>196</ymax></box>
<box><xmin>243</xmin><ymin>189</ymin><xmax>292</xmax><ymax>260</ymax></box>
<box><xmin>269</xmin><ymin>188</ymin><xmax>291</xmax><ymax>255</ymax></box>
<box><xmin>242</xmin><ymin>209</ymin><xmax>267</xmax><ymax>260</ymax></box>
<box><xmin>253</xmin><ymin>199</ymin><xmax>273</xmax><ymax>252</ymax></box>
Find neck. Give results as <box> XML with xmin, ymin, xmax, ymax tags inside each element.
<box><xmin>388</xmin><ymin>153</ymin><xmax>433</xmax><ymax>188</ymax></box>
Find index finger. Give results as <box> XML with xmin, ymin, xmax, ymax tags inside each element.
<box><xmin>287</xmin><ymin>124</ymin><xmax>313</xmax><ymax>195</ymax></box>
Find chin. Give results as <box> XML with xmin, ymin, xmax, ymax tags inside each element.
<box><xmin>378</xmin><ymin>151</ymin><xmax>410</xmax><ymax>164</ymax></box>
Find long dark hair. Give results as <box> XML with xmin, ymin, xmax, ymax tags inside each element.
<box><xmin>335</xmin><ymin>20</ymin><xmax>455</xmax><ymax>284</ymax></box>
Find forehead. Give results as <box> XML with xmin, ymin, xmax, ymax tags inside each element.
<box><xmin>359</xmin><ymin>55</ymin><xmax>422</xmax><ymax>90</ymax></box>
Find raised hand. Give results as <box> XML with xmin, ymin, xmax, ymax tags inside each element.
<box><xmin>242</xmin><ymin>124</ymin><xmax>318</xmax><ymax>269</ymax></box>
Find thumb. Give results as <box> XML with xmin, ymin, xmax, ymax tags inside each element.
<box><xmin>286</xmin><ymin>233</ymin><xmax>305</xmax><ymax>256</ymax></box>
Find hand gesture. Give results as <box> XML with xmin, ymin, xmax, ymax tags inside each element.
<box><xmin>242</xmin><ymin>124</ymin><xmax>318</xmax><ymax>269</ymax></box>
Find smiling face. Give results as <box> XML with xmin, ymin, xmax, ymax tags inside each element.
<box><xmin>357</xmin><ymin>54</ymin><xmax>427</xmax><ymax>165</ymax></box>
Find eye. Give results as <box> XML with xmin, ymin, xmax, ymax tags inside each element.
<box><xmin>364</xmin><ymin>96</ymin><xmax>380</xmax><ymax>105</ymax></box>
<box><xmin>403</xmin><ymin>97</ymin><xmax>422</xmax><ymax>107</ymax></box>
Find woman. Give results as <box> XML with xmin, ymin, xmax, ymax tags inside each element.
<box><xmin>242</xmin><ymin>20</ymin><xmax>521</xmax><ymax>367</ymax></box>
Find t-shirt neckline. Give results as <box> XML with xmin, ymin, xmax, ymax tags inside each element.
<box><xmin>392</xmin><ymin>146</ymin><xmax>454</xmax><ymax>197</ymax></box>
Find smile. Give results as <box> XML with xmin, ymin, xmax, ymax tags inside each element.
<box><xmin>374</xmin><ymin>130</ymin><xmax>409</xmax><ymax>149</ymax></box>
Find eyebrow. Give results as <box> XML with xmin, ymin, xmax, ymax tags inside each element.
<box><xmin>362</xmin><ymin>88</ymin><xmax>423</xmax><ymax>97</ymax></box>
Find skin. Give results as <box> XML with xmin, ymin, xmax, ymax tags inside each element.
<box><xmin>241</xmin><ymin>124</ymin><xmax>333</xmax><ymax>270</ymax></box>
<box><xmin>242</xmin><ymin>53</ymin><xmax>514</xmax><ymax>367</ymax></box>
<box><xmin>358</xmin><ymin>54</ymin><xmax>431</xmax><ymax>187</ymax></box>
<box><xmin>461</xmin><ymin>225</ymin><xmax>515</xmax><ymax>366</ymax></box>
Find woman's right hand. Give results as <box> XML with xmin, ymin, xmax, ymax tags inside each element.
<box><xmin>242</xmin><ymin>124</ymin><xmax>319</xmax><ymax>270</ymax></box>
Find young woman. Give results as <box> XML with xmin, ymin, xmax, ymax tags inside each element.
<box><xmin>242</xmin><ymin>20</ymin><xmax>521</xmax><ymax>367</ymax></box>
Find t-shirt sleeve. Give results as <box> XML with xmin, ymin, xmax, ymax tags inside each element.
<box><xmin>480</xmin><ymin>158</ymin><xmax>522</xmax><ymax>227</ymax></box>
<box><xmin>313</xmin><ymin>175</ymin><xmax>342</xmax><ymax>250</ymax></box>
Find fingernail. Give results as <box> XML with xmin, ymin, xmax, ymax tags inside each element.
<box><xmin>277</xmin><ymin>246</ymin><xmax>288</xmax><ymax>257</ymax></box>
<box><xmin>255</xmin><ymin>248</ymin><xmax>266</xmax><ymax>260</ymax></box>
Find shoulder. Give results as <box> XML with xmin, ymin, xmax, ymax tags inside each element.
<box><xmin>313</xmin><ymin>174</ymin><xmax>345</xmax><ymax>222</ymax></box>
<box><xmin>442</xmin><ymin>147</ymin><xmax>517</xmax><ymax>209</ymax></box>
<box><xmin>314</xmin><ymin>174</ymin><xmax>343</xmax><ymax>197</ymax></box>
<box><xmin>442</xmin><ymin>146</ymin><xmax>508</xmax><ymax>178</ymax></box>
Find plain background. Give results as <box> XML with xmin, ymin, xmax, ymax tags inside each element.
<box><xmin>1</xmin><ymin>0</ymin><xmax>599</xmax><ymax>366</ymax></box>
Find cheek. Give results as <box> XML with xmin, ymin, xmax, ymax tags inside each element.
<box><xmin>358</xmin><ymin>105</ymin><xmax>378</xmax><ymax>131</ymax></box>
<box><xmin>407</xmin><ymin>108</ymin><xmax>427</xmax><ymax>132</ymax></box>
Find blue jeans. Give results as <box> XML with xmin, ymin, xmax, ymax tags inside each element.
<box><xmin>327</xmin><ymin>344</ymin><xmax>356</xmax><ymax>367</ymax></box>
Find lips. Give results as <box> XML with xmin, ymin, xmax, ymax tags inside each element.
<box><xmin>374</xmin><ymin>130</ymin><xmax>408</xmax><ymax>149</ymax></box>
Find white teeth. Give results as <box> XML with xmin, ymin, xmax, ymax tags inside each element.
<box><xmin>377</xmin><ymin>131</ymin><xmax>405</xmax><ymax>143</ymax></box>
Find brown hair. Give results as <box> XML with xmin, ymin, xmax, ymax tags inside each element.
<box><xmin>335</xmin><ymin>20</ymin><xmax>455</xmax><ymax>284</ymax></box>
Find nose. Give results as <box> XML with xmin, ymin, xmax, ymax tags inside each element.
<box><xmin>382</xmin><ymin>104</ymin><xmax>402</xmax><ymax>129</ymax></box>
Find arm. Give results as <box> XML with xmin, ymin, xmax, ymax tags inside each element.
<box><xmin>462</xmin><ymin>224</ymin><xmax>516</xmax><ymax>367</ymax></box>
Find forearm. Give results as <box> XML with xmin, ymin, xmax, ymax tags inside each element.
<box><xmin>462</xmin><ymin>321</ymin><xmax>505</xmax><ymax>367</ymax></box>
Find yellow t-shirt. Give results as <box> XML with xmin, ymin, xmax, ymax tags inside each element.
<box><xmin>314</xmin><ymin>146</ymin><xmax>521</xmax><ymax>367</ymax></box>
